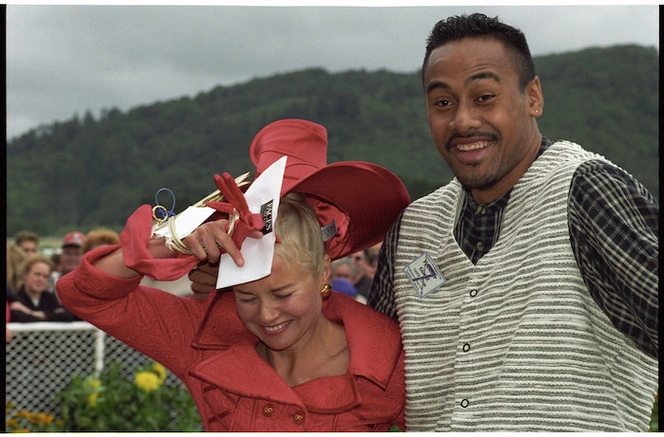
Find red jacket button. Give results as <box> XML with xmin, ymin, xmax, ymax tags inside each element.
<box><xmin>293</xmin><ymin>411</ymin><xmax>306</xmax><ymax>424</ymax></box>
<box><xmin>263</xmin><ymin>404</ymin><xmax>274</xmax><ymax>416</ymax></box>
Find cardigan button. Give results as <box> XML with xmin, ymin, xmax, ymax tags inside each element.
<box><xmin>460</xmin><ymin>399</ymin><xmax>470</xmax><ymax>408</ymax></box>
<box><xmin>293</xmin><ymin>411</ymin><xmax>306</xmax><ymax>424</ymax></box>
<box><xmin>469</xmin><ymin>289</ymin><xmax>478</xmax><ymax>297</ymax></box>
<box><xmin>263</xmin><ymin>404</ymin><xmax>274</xmax><ymax>416</ymax></box>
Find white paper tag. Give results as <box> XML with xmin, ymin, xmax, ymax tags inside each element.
<box><xmin>403</xmin><ymin>253</ymin><xmax>446</xmax><ymax>297</ymax></box>
<box><xmin>216</xmin><ymin>156</ymin><xmax>287</xmax><ymax>289</ymax></box>
<box><xmin>153</xmin><ymin>205</ymin><xmax>216</xmax><ymax>240</ymax></box>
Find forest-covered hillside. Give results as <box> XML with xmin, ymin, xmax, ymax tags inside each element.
<box><xmin>6</xmin><ymin>44</ymin><xmax>659</xmax><ymax>236</ymax></box>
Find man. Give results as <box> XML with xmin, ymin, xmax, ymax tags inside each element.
<box><xmin>350</xmin><ymin>242</ymin><xmax>382</xmax><ymax>299</ymax></box>
<box><xmin>367</xmin><ymin>13</ymin><xmax>657</xmax><ymax>432</ymax></box>
<box><xmin>49</xmin><ymin>231</ymin><xmax>85</xmax><ymax>292</ymax></box>
<box><xmin>188</xmin><ymin>13</ymin><xmax>657</xmax><ymax>432</ymax></box>
<box><xmin>14</xmin><ymin>230</ymin><xmax>40</xmax><ymax>256</ymax></box>
<box><xmin>349</xmin><ymin>251</ymin><xmax>372</xmax><ymax>298</ymax></box>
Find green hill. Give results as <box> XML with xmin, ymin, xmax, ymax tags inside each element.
<box><xmin>6</xmin><ymin>44</ymin><xmax>658</xmax><ymax>236</ymax></box>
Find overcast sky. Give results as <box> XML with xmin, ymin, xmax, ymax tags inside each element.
<box><xmin>5</xmin><ymin>2</ymin><xmax>660</xmax><ymax>141</ymax></box>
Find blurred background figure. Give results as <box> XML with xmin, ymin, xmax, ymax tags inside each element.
<box><xmin>14</xmin><ymin>230</ymin><xmax>40</xmax><ymax>257</ymax></box>
<box><xmin>8</xmin><ymin>254</ymin><xmax>78</xmax><ymax>322</ymax></box>
<box><xmin>49</xmin><ymin>231</ymin><xmax>85</xmax><ymax>292</ymax></box>
<box><xmin>7</xmin><ymin>242</ymin><xmax>27</xmax><ymax>293</ymax></box>
<box><xmin>350</xmin><ymin>242</ymin><xmax>382</xmax><ymax>301</ymax></box>
<box><xmin>331</xmin><ymin>277</ymin><xmax>366</xmax><ymax>305</ymax></box>
<box><xmin>350</xmin><ymin>251</ymin><xmax>371</xmax><ymax>299</ymax></box>
<box><xmin>82</xmin><ymin>228</ymin><xmax>120</xmax><ymax>253</ymax></box>
<box><xmin>6</xmin><ymin>300</ymin><xmax>12</xmax><ymax>343</ymax></box>
<box><xmin>330</xmin><ymin>256</ymin><xmax>356</xmax><ymax>281</ymax></box>
<box><xmin>50</xmin><ymin>253</ymin><xmax>62</xmax><ymax>276</ymax></box>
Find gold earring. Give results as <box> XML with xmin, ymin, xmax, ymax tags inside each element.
<box><xmin>320</xmin><ymin>284</ymin><xmax>332</xmax><ymax>300</ymax></box>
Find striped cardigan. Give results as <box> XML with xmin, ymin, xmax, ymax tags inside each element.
<box><xmin>393</xmin><ymin>141</ymin><xmax>657</xmax><ymax>431</ymax></box>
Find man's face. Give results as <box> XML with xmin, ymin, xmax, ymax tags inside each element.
<box><xmin>19</xmin><ymin>241</ymin><xmax>38</xmax><ymax>256</ymax></box>
<box><xmin>61</xmin><ymin>246</ymin><xmax>83</xmax><ymax>273</ymax></box>
<box><xmin>423</xmin><ymin>37</ymin><xmax>543</xmax><ymax>204</ymax></box>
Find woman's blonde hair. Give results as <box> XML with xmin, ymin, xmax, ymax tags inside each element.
<box><xmin>82</xmin><ymin>228</ymin><xmax>120</xmax><ymax>253</ymax></box>
<box><xmin>20</xmin><ymin>254</ymin><xmax>54</xmax><ymax>277</ymax></box>
<box><xmin>273</xmin><ymin>193</ymin><xmax>326</xmax><ymax>278</ymax></box>
<box><xmin>6</xmin><ymin>242</ymin><xmax>26</xmax><ymax>291</ymax></box>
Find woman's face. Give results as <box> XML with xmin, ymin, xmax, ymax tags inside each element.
<box><xmin>233</xmin><ymin>255</ymin><xmax>330</xmax><ymax>353</ymax></box>
<box><xmin>23</xmin><ymin>261</ymin><xmax>51</xmax><ymax>294</ymax></box>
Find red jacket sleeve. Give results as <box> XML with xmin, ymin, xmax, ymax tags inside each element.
<box><xmin>56</xmin><ymin>245</ymin><xmax>210</xmax><ymax>377</ymax></box>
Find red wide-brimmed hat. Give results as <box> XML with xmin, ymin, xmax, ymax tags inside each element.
<box><xmin>248</xmin><ymin>118</ymin><xmax>410</xmax><ymax>260</ymax></box>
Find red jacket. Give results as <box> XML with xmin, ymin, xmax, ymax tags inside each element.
<box><xmin>57</xmin><ymin>245</ymin><xmax>406</xmax><ymax>431</ymax></box>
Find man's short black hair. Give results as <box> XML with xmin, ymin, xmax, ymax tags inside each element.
<box><xmin>421</xmin><ymin>13</ymin><xmax>536</xmax><ymax>90</ymax></box>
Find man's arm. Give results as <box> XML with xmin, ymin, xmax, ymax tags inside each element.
<box><xmin>367</xmin><ymin>212</ymin><xmax>404</xmax><ymax>319</ymax></box>
<box><xmin>568</xmin><ymin>160</ymin><xmax>658</xmax><ymax>358</ymax></box>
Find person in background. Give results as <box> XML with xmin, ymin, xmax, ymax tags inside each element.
<box><xmin>7</xmin><ymin>242</ymin><xmax>27</xmax><ymax>293</ymax></box>
<box><xmin>330</xmin><ymin>259</ymin><xmax>365</xmax><ymax>304</ymax></box>
<box><xmin>49</xmin><ymin>231</ymin><xmax>85</xmax><ymax>292</ymax></box>
<box><xmin>330</xmin><ymin>277</ymin><xmax>366</xmax><ymax>305</ymax></box>
<box><xmin>58</xmin><ymin>119</ymin><xmax>410</xmax><ymax>431</ymax></box>
<box><xmin>349</xmin><ymin>251</ymin><xmax>372</xmax><ymax>299</ymax></box>
<box><xmin>50</xmin><ymin>253</ymin><xmax>62</xmax><ymax>276</ymax></box>
<box><xmin>330</xmin><ymin>257</ymin><xmax>356</xmax><ymax>282</ymax></box>
<box><xmin>361</xmin><ymin>243</ymin><xmax>381</xmax><ymax>281</ymax></box>
<box><xmin>349</xmin><ymin>242</ymin><xmax>381</xmax><ymax>300</ymax></box>
<box><xmin>14</xmin><ymin>230</ymin><xmax>40</xmax><ymax>257</ymax></box>
<box><xmin>82</xmin><ymin>228</ymin><xmax>120</xmax><ymax>253</ymax></box>
<box><xmin>9</xmin><ymin>254</ymin><xmax>78</xmax><ymax>322</ymax></box>
<box><xmin>367</xmin><ymin>13</ymin><xmax>657</xmax><ymax>431</ymax></box>
<box><xmin>6</xmin><ymin>299</ymin><xmax>12</xmax><ymax>343</ymax></box>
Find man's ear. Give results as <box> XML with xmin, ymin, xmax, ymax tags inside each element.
<box><xmin>528</xmin><ymin>76</ymin><xmax>544</xmax><ymax>117</ymax></box>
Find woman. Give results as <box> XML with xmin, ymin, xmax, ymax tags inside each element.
<box><xmin>9</xmin><ymin>254</ymin><xmax>78</xmax><ymax>322</ymax></box>
<box><xmin>57</xmin><ymin>119</ymin><xmax>410</xmax><ymax>431</ymax></box>
<box><xmin>82</xmin><ymin>228</ymin><xmax>120</xmax><ymax>253</ymax></box>
<box><xmin>6</xmin><ymin>242</ymin><xmax>26</xmax><ymax>293</ymax></box>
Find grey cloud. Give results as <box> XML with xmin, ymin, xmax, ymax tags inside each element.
<box><xmin>6</xmin><ymin>5</ymin><xmax>658</xmax><ymax>140</ymax></box>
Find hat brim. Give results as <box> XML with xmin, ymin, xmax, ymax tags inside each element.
<box><xmin>290</xmin><ymin>161</ymin><xmax>410</xmax><ymax>260</ymax></box>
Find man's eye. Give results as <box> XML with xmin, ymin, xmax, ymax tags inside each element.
<box><xmin>435</xmin><ymin>99</ymin><xmax>453</xmax><ymax>107</ymax></box>
<box><xmin>477</xmin><ymin>94</ymin><xmax>494</xmax><ymax>102</ymax></box>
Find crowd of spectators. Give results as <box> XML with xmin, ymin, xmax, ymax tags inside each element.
<box><xmin>5</xmin><ymin>228</ymin><xmax>120</xmax><ymax>342</ymax></box>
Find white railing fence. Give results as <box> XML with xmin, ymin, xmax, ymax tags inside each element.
<box><xmin>5</xmin><ymin>321</ymin><xmax>186</xmax><ymax>422</ymax></box>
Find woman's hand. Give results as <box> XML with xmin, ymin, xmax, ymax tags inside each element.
<box><xmin>184</xmin><ymin>219</ymin><xmax>263</xmax><ymax>266</ymax></box>
<box><xmin>185</xmin><ymin>219</ymin><xmax>263</xmax><ymax>298</ymax></box>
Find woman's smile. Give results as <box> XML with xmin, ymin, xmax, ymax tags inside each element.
<box><xmin>261</xmin><ymin>320</ymin><xmax>291</xmax><ymax>334</ymax></box>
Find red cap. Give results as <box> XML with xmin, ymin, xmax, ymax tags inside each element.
<box><xmin>62</xmin><ymin>231</ymin><xmax>85</xmax><ymax>248</ymax></box>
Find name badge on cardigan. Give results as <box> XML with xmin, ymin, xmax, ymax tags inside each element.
<box><xmin>403</xmin><ymin>253</ymin><xmax>446</xmax><ymax>297</ymax></box>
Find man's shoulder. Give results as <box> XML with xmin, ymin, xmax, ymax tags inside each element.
<box><xmin>407</xmin><ymin>180</ymin><xmax>461</xmax><ymax>209</ymax></box>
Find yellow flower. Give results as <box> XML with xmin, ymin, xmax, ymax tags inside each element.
<box><xmin>6</xmin><ymin>401</ymin><xmax>16</xmax><ymax>414</ymax></box>
<box><xmin>152</xmin><ymin>362</ymin><xmax>167</xmax><ymax>383</ymax></box>
<box><xmin>28</xmin><ymin>412</ymin><xmax>41</xmax><ymax>425</ymax></box>
<box><xmin>87</xmin><ymin>393</ymin><xmax>99</xmax><ymax>408</ymax></box>
<box><xmin>11</xmin><ymin>428</ymin><xmax>30</xmax><ymax>433</ymax></box>
<box><xmin>83</xmin><ymin>377</ymin><xmax>102</xmax><ymax>391</ymax></box>
<box><xmin>13</xmin><ymin>410</ymin><xmax>31</xmax><ymax>419</ymax></box>
<box><xmin>134</xmin><ymin>371</ymin><xmax>161</xmax><ymax>393</ymax></box>
<box><xmin>37</xmin><ymin>412</ymin><xmax>54</xmax><ymax>425</ymax></box>
<box><xmin>6</xmin><ymin>418</ymin><xmax>19</xmax><ymax>428</ymax></box>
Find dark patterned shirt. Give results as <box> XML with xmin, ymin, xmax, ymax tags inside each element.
<box><xmin>368</xmin><ymin>138</ymin><xmax>658</xmax><ymax>358</ymax></box>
